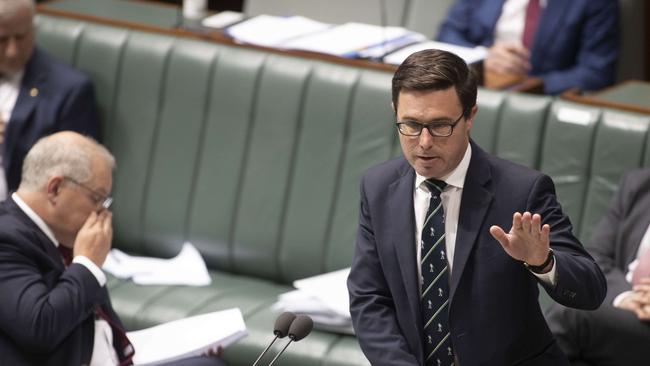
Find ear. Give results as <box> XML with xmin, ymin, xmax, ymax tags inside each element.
<box><xmin>466</xmin><ymin>105</ymin><xmax>479</xmax><ymax>131</ymax></box>
<box><xmin>46</xmin><ymin>176</ymin><xmax>64</xmax><ymax>203</ymax></box>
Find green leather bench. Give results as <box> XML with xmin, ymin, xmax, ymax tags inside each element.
<box><xmin>34</xmin><ymin>13</ymin><xmax>650</xmax><ymax>366</ymax></box>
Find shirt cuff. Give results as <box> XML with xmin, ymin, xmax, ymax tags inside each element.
<box><xmin>531</xmin><ymin>260</ymin><xmax>557</xmax><ymax>287</ymax></box>
<box><xmin>613</xmin><ymin>291</ymin><xmax>634</xmax><ymax>307</ymax></box>
<box><xmin>73</xmin><ymin>256</ymin><xmax>107</xmax><ymax>287</ymax></box>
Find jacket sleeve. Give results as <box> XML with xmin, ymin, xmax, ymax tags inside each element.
<box><xmin>0</xmin><ymin>241</ymin><xmax>102</xmax><ymax>354</ymax></box>
<box><xmin>347</xmin><ymin>178</ymin><xmax>420</xmax><ymax>366</ymax></box>
<box><xmin>540</xmin><ymin>0</ymin><xmax>619</xmax><ymax>94</ymax></box>
<box><xmin>436</xmin><ymin>0</ymin><xmax>481</xmax><ymax>47</ymax></box>
<box><xmin>528</xmin><ymin>174</ymin><xmax>607</xmax><ymax>310</ymax></box>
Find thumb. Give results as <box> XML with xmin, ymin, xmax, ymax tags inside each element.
<box><xmin>489</xmin><ymin>225</ymin><xmax>510</xmax><ymax>248</ymax></box>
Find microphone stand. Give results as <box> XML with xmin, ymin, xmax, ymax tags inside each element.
<box><xmin>267</xmin><ymin>339</ymin><xmax>293</xmax><ymax>366</ymax></box>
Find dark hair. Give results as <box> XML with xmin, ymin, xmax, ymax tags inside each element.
<box><xmin>392</xmin><ymin>49</ymin><xmax>477</xmax><ymax>117</ymax></box>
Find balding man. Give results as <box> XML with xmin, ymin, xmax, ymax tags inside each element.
<box><xmin>0</xmin><ymin>132</ymin><xmax>224</xmax><ymax>366</ymax></box>
<box><xmin>0</xmin><ymin>0</ymin><xmax>100</xmax><ymax>200</ymax></box>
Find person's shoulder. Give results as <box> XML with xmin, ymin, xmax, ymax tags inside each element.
<box><xmin>362</xmin><ymin>157</ymin><xmax>410</xmax><ymax>183</ymax></box>
<box><xmin>473</xmin><ymin>143</ymin><xmax>545</xmax><ymax>184</ymax></box>
<box><xmin>30</xmin><ymin>47</ymin><xmax>92</xmax><ymax>88</ymax></box>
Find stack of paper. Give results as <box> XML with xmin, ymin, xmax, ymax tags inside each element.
<box><xmin>282</xmin><ymin>22</ymin><xmax>426</xmax><ymax>58</ymax></box>
<box><xmin>129</xmin><ymin>308</ymin><xmax>247</xmax><ymax>365</ymax></box>
<box><xmin>383</xmin><ymin>40</ymin><xmax>487</xmax><ymax>66</ymax></box>
<box><xmin>102</xmin><ymin>242</ymin><xmax>211</xmax><ymax>286</ymax></box>
<box><xmin>273</xmin><ymin>268</ymin><xmax>353</xmax><ymax>335</ymax></box>
<box><xmin>225</xmin><ymin>15</ymin><xmax>331</xmax><ymax>48</ymax></box>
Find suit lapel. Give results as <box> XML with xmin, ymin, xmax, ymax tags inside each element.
<box><xmin>450</xmin><ymin>144</ymin><xmax>494</xmax><ymax>303</ymax></box>
<box><xmin>5</xmin><ymin>49</ymin><xmax>46</xmax><ymax>172</ymax></box>
<box><xmin>386</xmin><ymin>163</ymin><xmax>422</xmax><ymax>337</ymax></box>
<box><xmin>531</xmin><ymin>0</ymin><xmax>569</xmax><ymax>64</ymax></box>
<box><xmin>480</xmin><ymin>0</ymin><xmax>506</xmax><ymax>44</ymax></box>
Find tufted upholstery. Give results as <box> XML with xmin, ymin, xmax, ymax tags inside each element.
<box><xmin>34</xmin><ymin>13</ymin><xmax>650</xmax><ymax>366</ymax></box>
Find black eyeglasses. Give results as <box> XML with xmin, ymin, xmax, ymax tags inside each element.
<box><xmin>63</xmin><ymin>177</ymin><xmax>113</xmax><ymax>209</ymax></box>
<box><xmin>396</xmin><ymin>112</ymin><xmax>465</xmax><ymax>137</ymax></box>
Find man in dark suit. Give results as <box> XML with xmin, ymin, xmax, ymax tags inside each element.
<box><xmin>347</xmin><ymin>49</ymin><xmax>606</xmax><ymax>366</ymax></box>
<box><xmin>0</xmin><ymin>0</ymin><xmax>100</xmax><ymax>199</ymax></box>
<box><xmin>436</xmin><ymin>0</ymin><xmax>619</xmax><ymax>94</ymax></box>
<box><xmin>546</xmin><ymin>169</ymin><xmax>650</xmax><ymax>366</ymax></box>
<box><xmin>0</xmin><ymin>132</ymin><xmax>225</xmax><ymax>365</ymax></box>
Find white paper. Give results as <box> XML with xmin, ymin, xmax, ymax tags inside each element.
<box><xmin>202</xmin><ymin>11</ymin><xmax>245</xmax><ymax>28</ymax></box>
<box><xmin>293</xmin><ymin>267</ymin><xmax>351</xmax><ymax>317</ymax></box>
<box><xmin>103</xmin><ymin>242</ymin><xmax>211</xmax><ymax>286</ymax></box>
<box><xmin>384</xmin><ymin>41</ymin><xmax>487</xmax><ymax>66</ymax></box>
<box><xmin>283</xmin><ymin>23</ymin><xmax>426</xmax><ymax>58</ymax></box>
<box><xmin>226</xmin><ymin>15</ymin><xmax>331</xmax><ymax>48</ymax></box>
<box><xmin>129</xmin><ymin>308</ymin><xmax>248</xmax><ymax>365</ymax></box>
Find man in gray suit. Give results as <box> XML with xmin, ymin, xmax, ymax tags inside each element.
<box><xmin>546</xmin><ymin>168</ymin><xmax>650</xmax><ymax>366</ymax></box>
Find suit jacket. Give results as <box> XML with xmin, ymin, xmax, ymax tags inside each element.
<box><xmin>589</xmin><ymin>169</ymin><xmax>650</xmax><ymax>298</ymax></box>
<box><xmin>0</xmin><ymin>198</ymin><xmax>128</xmax><ymax>365</ymax></box>
<box><xmin>436</xmin><ymin>0</ymin><xmax>619</xmax><ymax>94</ymax></box>
<box><xmin>5</xmin><ymin>46</ymin><xmax>100</xmax><ymax>192</ymax></box>
<box><xmin>348</xmin><ymin>141</ymin><xmax>606</xmax><ymax>366</ymax></box>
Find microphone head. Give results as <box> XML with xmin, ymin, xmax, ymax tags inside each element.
<box><xmin>287</xmin><ymin>315</ymin><xmax>313</xmax><ymax>342</ymax></box>
<box><xmin>273</xmin><ymin>312</ymin><xmax>297</xmax><ymax>338</ymax></box>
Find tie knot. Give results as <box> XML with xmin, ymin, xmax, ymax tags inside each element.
<box><xmin>424</xmin><ymin>178</ymin><xmax>447</xmax><ymax>193</ymax></box>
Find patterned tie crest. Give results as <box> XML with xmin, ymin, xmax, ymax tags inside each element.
<box><xmin>420</xmin><ymin>179</ymin><xmax>454</xmax><ymax>366</ymax></box>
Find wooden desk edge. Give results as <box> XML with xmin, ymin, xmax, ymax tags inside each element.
<box><xmin>561</xmin><ymin>86</ymin><xmax>650</xmax><ymax>115</ymax></box>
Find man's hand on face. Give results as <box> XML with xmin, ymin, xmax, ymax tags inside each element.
<box><xmin>485</xmin><ymin>41</ymin><xmax>531</xmax><ymax>76</ymax></box>
<box><xmin>73</xmin><ymin>210</ymin><xmax>113</xmax><ymax>267</ymax></box>
<box><xmin>617</xmin><ymin>278</ymin><xmax>650</xmax><ymax>321</ymax></box>
<box><xmin>489</xmin><ymin>212</ymin><xmax>551</xmax><ymax>272</ymax></box>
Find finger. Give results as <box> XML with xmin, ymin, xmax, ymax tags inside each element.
<box><xmin>82</xmin><ymin>211</ymin><xmax>98</xmax><ymax>230</ymax></box>
<box><xmin>103</xmin><ymin>211</ymin><xmax>113</xmax><ymax>235</ymax></box>
<box><xmin>540</xmin><ymin>224</ymin><xmax>550</xmax><ymax>243</ymax></box>
<box><xmin>633</xmin><ymin>284</ymin><xmax>650</xmax><ymax>292</ymax></box>
<box><xmin>489</xmin><ymin>225</ymin><xmax>510</xmax><ymax>248</ymax></box>
<box><xmin>512</xmin><ymin>212</ymin><xmax>523</xmax><ymax>232</ymax></box>
<box><xmin>531</xmin><ymin>214</ymin><xmax>542</xmax><ymax>234</ymax></box>
<box><xmin>639</xmin><ymin>278</ymin><xmax>650</xmax><ymax>285</ymax></box>
<box><xmin>521</xmin><ymin>212</ymin><xmax>532</xmax><ymax>233</ymax></box>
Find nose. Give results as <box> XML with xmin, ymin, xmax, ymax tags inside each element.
<box><xmin>418</xmin><ymin>127</ymin><xmax>435</xmax><ymax>149</ymax></box>
<box><xmin>5</xmin><ymin>37</ymin><xmax>18</xmax><ymax>58</ymax></box>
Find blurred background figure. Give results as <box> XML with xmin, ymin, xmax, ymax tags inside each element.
<box><xmin>0</xmin><ymin>0</ymin><xmax>100</xmax><ymax>201</ymax></box>
<box><xmin>437</xmin><ymin>0</ymin><xmax>619</xmax><ymax>94</ymax></box>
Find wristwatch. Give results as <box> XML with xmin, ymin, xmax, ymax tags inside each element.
<box><xmin>523</xmin><ymin>248</ymin><xmax>554</xmax><ymax>274</ymax></box>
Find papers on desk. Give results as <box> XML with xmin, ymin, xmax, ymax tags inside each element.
<box><xmin>102</xmin><ymin>242</ymin><xmax>211</xmax><ymax>286</ymax></box>
<box><xmin>225</xmin><ymin>15</ymin><xmax>425</xmax><ymax>58</ymax></box>
<box><xmin>283</xmin><ymin>22</ymin><xmax>426</xmax><ymax>58</ymax></box>
<box><xmin>273</xmin><ymin>268</ymin><xmax>354</xmax><ymax>335</ymax></box>
<box><xmin>225</xmin><ymin>15</ymin><xmax>331</xmax><ymax>48</ymax></box>
<box><xmin>383</xmin><ymin>41</ymin><xmax>487</xmax><ymax>65</ymax></box>
<box><xmin>129</xmin><ymin>308</ymin><xmax>247</xmax><ymax>365</ymax></box>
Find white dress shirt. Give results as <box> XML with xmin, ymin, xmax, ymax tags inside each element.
<box><xmin>494</xmin><ymin>0</ymin><xmax>548</xmax><ymax>44</ymax></box>
<box><xmin>413</xmin><ymin>144</ymin><xmax>556</xmax><ymax>289</ymax></box>
<box><xmin>0</xmin><ymin>71</ymin><xmax>24</xmax><ymax>200</ymax></box>
<box><xmin>11</xmin><ymin>193</ymin><xmax>118</xmax><ymax>366</ymax></box>
<box><xmin>613</xmin><ymin>222</ymin><xmax>650</xmax><ymax>306</ymax></box>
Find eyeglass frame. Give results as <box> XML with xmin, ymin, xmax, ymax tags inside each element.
<box><xmin>395</xmin><ymin>110</ymin><xmax>467</xmax><ymax>138</ymax></box>
<box><xmin>63</xmin><ymin>177</ymin><xmax>113</xmax><ymax>209</ymax></box>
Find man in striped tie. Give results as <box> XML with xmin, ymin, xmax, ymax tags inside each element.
<box><xmin>348</xmin><ymin>49</ymin><xmax>606</xmax><ymax>366</ymax></box>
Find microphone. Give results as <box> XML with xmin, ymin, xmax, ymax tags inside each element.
<box><xmin>251</xmin><ymin>312</ymin><xmax>296</xmax><ymax>366</ymax></box>
<box><xmin>267</xmin><ymin>315</ymin><xmax>314</xmax><ymax>366</ymax></box>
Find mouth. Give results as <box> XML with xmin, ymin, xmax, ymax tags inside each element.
<box><xmin>417</xmin><ymin>155</ymin><xmax>437</xmax><ymax>162</ymax></box>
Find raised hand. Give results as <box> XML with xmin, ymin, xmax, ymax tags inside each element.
<box><xmin>489</xmin><ymin>212</ymin><xmax>550</xmax><ymax>268</ymax></box>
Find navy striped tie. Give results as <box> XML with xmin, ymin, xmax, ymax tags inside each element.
<box><xmin>420</xmin><ymin>179</ymin><xmax>454</xmax><ymax>366</ymax></box>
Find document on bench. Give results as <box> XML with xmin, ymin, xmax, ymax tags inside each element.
<box><xmin>102</xmin><ymin>242</ymin><xmax>211</xmax><ymax>286</ymax></box>
<box><xmin>384</xmin><ymin>40</ymin><xmax>487</xmax><ymax>66</ymax></box>
<box><xmin>273</xmin><ymin>268</ymin><xmax>353</xmax><ymax>334</ymax></box>
<box><xmin>129</xmin><ymin>308</ymin><xmax>248</xmax><ymax>365</ymax></box>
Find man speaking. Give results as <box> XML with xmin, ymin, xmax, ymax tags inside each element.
<box><xmin>347</xmin><ymin>49</ymin><xmax>606</xmax><ymax>366</ymax></box>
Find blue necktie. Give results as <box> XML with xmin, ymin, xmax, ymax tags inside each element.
<box><xmin>420</xmin><ymin>179</ymin><xmax>454</xmax><ymax>366</ymax></box>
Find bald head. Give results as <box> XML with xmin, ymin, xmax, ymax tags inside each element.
<box><xmin>0</xmin><ymin>0</ymin><xmax>34</xmax><ymax>18</ymax></box>
<box><xmin>20</xmin><ymin>131</ymin><xmax>115</xmax><ymax>192</ymax></box>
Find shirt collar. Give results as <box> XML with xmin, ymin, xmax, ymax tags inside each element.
<box><xmin>12</xmin><ymin>192</ymin><xmax>59</xmax><ymax>247</ymax></box>
<box><xmin>0</xmin><ymin>69</ymin><xmax>24</xmax><ymax>85</ymax></box>
<box><xmin>415</xmin><ymin>143</ymin><xmax>472</xmax><ymax>191</ymax></box>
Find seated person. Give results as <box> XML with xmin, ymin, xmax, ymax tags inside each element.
<box><xmin>0</xmin><ymin>131</ymin><xmax>223</xmax><ymax>365</ymax></box>
<box><xmin>436</xmin><ymin>0</ymin><xmax>619</xmax><ymax>94</ymax></box>
<box><xmin>0</xmin><ymin>0</ymin><xmax>100</xmax><ymax>200</ymax></box>
<box><xmin>545</xmin><ymin>168</ymin><xmax>650</xmax><ymax>366</ymax></box>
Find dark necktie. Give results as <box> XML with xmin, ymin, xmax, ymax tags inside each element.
<box><xmin>420</xmin><ymin>179</ymin><xmax>453</xmax><ymax>366</ymax></box>
<box><xmin>522</xmin><ymin>0</ymin><xmax>541</xmax><ymax>50</ymax></box>
<box><xmin>57</xmin><ymin>244</ymin><xmax>135</xmax><ymax>365</ymax></box>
